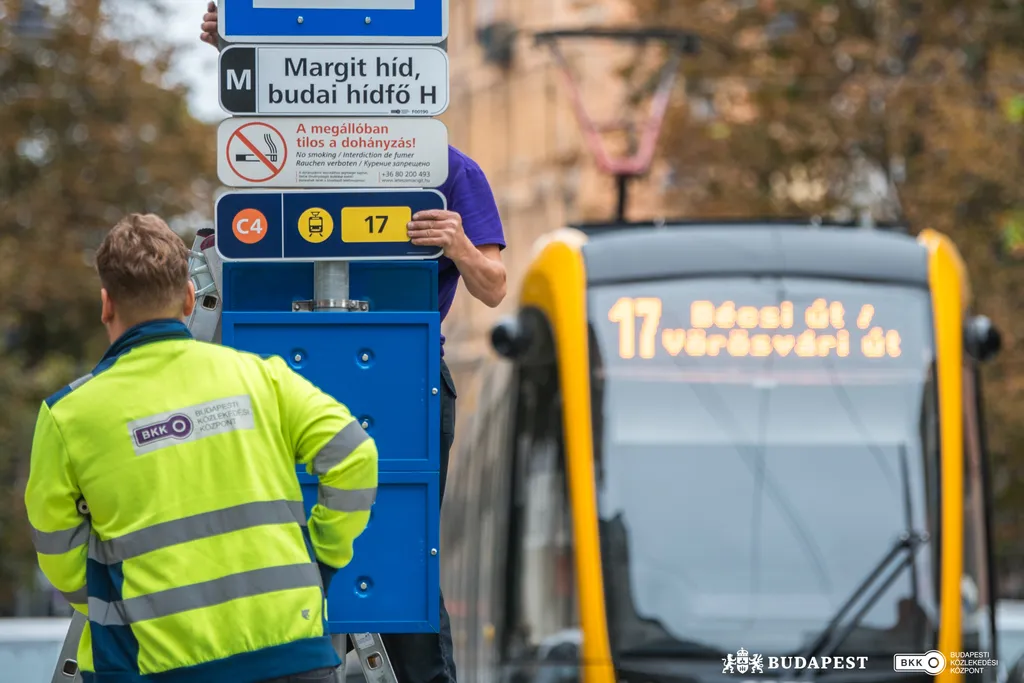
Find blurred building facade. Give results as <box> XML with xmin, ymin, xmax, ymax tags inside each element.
<box><xmin>440</xmin><ymin>0</ymin><xmax>673</xmax><ymax>435</ymax></box>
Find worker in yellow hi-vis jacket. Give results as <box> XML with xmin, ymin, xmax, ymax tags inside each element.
<box><xmin>24</xmin><ymin>213</ymin><xmax>376</xmax><ymax>683</ymax></box>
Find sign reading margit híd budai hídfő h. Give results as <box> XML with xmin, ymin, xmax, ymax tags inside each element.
<box><xmin>220</xmin><ymin>45</ymin><xmax>449</xmax><ymax>117</ymax></box>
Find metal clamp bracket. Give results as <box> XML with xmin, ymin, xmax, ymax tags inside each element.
<box><xmin>292</xmin><ymin>299</ymin><xmax>370</xmax><ymax>312</ymax></box>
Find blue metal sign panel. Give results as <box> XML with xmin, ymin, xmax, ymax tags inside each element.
<box><xmin>222</xmin><ymin>310</ymin><xmax>441</xmax><ymax>633</ymax></box>
<box><xmin>228</xmin><ymin>312</ymin><xmax>439</xmax><ymax>472</ymax></box>
<box><xmin>220</xmin><ymin>0</ymin><xmax>448</xmax><ymax>45</ymax></box>
<box><xmin>215</xmin><ymin>189</ymin><xmax>445</xmax><ymax>261</ymax></box>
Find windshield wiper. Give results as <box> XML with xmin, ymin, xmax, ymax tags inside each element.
<box><xmin>796</xmin><ymin>445</ymin><xmax>929</xmax><ymax>680</ymax></box>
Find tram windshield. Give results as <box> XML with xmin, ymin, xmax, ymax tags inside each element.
<box><xmin>588</xmin><ymin>275</ymin><xmax>940</xmax><ymax>659</ymax></box>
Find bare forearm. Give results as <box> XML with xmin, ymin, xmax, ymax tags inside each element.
<box><xmin>451</xmin><ymin>239</ymin><xmax>506</xmax><ymax>308</ymax></box>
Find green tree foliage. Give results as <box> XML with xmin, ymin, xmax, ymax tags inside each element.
<box><xmin>631</xmin><ymin>0</ymin><xmax>1024</xmax><ymax>587</ymax></box>
<box><xmin>0</xmin><ymin>0</ymin><xmax>216</xmax><ymax>614</ymax></box>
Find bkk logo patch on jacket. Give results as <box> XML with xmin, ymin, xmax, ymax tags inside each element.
<box><xmin>127</xmin><ymin>395</ymin><xmax>256</xmax><ymax>455</ymax></box>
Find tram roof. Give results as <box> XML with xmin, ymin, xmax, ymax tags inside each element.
<box><xmin>573</xmin><ymin>219</ymin><xmax>929</xmax><ymax>288</ymax></box>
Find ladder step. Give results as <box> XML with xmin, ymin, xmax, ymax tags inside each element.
<box><xmin>348</xmin><ymin>633</ymin><xmax>398</xmax><ymax>683</ymax></box>
<box><xmin>52</xmin><ymin>611</ymin><xmax>84</xmax><ymax>682</ymax></box>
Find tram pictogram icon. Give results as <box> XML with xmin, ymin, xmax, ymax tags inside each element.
<box><xmin>307</xmin><ymin>211</ymin><xmax>324</xmax><ymax>237</ymax></box>
<box><xmin>296</xmin><ymin>206</ymin><xmax>334</xmax><ymax>244</ymax></box>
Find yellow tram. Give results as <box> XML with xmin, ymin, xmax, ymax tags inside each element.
<box><xmin>439</xmin><ymin>220</ymin><xmax>1003</xmax><ymax>683</ymax></box>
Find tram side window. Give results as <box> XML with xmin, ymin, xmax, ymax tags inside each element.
<box><xmin>962</xmin><ymin>364</ymin><xmax>994</xmax><ymax>657</ymax></box>
<box><xmin>503</xmin><ymin>331</ymin><xmax>578</xmax><ymax>661</ymax></box>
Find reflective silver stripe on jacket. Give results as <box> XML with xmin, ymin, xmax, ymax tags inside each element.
<box><xmin>318</xmin><ymin>486</ymin><xmax>376</xmax><ymax>512</ymax></box>
<box><xmin>88</xmin><ymin>500</ymin><xmax>307</xmax><ymax>565</ymax></box>
<box><xmin>61</xmin><ymin>586</ymin><xmax>89</xmax><ymax>604</ymax></box>
<box><xmin>68</xmin><ymin>373</ymin><xmax>93</xmax><ymax>391</ymax></box>
<box><xmin>88</xmin><ymin>563</ymin><xmax>321</xmax><ymax>626</ymax></box>
<box><xmin>31</xmin><ymin>521</ymin><xmax>91</xmax><ymax>555</ymax></box>
<box><xmin>311</xmin><ymin>421</ymin><xmax>370</xmax><ymax>476</ymax></box>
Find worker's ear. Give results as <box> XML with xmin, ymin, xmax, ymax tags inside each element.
<box><xmin>182</xmin><ymin>280</ymin><xmax>196</xmax><ymax>319</ymax></box>
<box><xmin>100</xmin><ymin>289</ymin><xmax>114</xmax><ymax>325</ymax></box>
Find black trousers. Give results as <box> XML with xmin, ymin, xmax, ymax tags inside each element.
<box><xmin>377</xmin><ymin>358</ymin><xmax>458</xmax><ymax>683</ymax></box>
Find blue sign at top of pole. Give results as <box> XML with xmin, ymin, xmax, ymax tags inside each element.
<box><xmin>220</xmin><ymin>0</ymin><xmax>448</xmax><ymax>45</ymax></box>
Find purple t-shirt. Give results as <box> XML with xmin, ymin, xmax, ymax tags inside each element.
<box><xmin>434</xmin><ymin>146</ymin><xmax>506</xmax><ymax>344</ymax></box>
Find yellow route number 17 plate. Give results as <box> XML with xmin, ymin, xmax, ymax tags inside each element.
<box><xmin>341</xmin><ymin>206</ymin><xmax>412</xmax><ymax>243</ymax></box>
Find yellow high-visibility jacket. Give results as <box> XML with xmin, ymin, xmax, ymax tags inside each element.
<box><xmin>25</xmin><ymin>319</ymin><xmax>378</xmax><ymax>683</ymax></box>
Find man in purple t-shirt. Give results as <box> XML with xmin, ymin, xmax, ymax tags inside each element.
<box><xmin>202</xmin><ymin>9</ymin><xmax>507</xmax><ymax>683</ymax></box>
<box><xmin>387</xmin><ymin>149</ymin><xmax>506</xmax><ymax>683</ymax></box>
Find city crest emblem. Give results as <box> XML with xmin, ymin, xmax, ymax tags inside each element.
<box><xmin>723</xmin><ymin>647</ymin><xmax>764</xmax><ymax>674</ymax></box>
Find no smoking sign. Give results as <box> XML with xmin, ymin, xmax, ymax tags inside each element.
<box><xmin>225</xmin><ymin>122</ymin><xmax>287</xmax><ymax>183</ymax></box>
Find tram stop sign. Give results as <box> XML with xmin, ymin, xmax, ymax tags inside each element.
<box><xmin>214</xmin><ymin>0</ymin><xmax>450</xmax><ymax>640</ymax></box>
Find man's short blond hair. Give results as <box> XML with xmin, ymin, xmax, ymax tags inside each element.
<box><xmin>95</xmin><ymin>214</ymin><xmax>190</xmax><ymax>319</ymax></box>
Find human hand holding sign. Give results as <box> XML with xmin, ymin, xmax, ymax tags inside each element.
<box><xmin>407</xmin><ymin>210</ymin><xmax>473</xmax><ymax>262</ymax></box>
<box><xmin>408</xmin><ymin>209</ymin><xmax>506</xmax><ymax>307</ymax></box>
<box><xmin>200</xmin><ymin>2</ymin><xmax>218</xmax><ymax>47</ymax></box>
